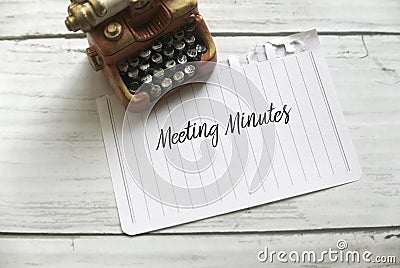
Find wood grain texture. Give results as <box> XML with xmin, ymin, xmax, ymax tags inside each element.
<box><xmin>0</xmin><ymin>230</ymin><xmax>399</xmax><ymax>267</ymax></box>
<box><xmin>0</xmin><ymin>0</ymin><xmax>399</xmax><ymax>38</ymax></box>
<box><xmin>0</xmin><ymin>35</ymin><xmax>399</xmax><ymax>234</ymax></box>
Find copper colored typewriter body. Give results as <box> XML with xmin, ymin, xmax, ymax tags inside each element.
<box><xmin>65</xmin><ymin>0</ymin><xmax>216</xmax><ymax>111</ymax></box>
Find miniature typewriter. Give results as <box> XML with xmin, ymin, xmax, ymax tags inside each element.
<box><xmin>65</xmin><ymin>0</ymin><xmax>216</xmax><ymax>111</ymax></box>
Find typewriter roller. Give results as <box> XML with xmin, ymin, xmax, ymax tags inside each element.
<box><xmin>65</xmin><ymin>0</ymin><xmax>217</xmax><ymax>111</ymax></box>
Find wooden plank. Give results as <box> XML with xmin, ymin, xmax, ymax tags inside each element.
<box><xmin>0</xmin><ymin>230</ymin><xmax>399</xmax><ymax>267</ymax></box>
<box><xmin>1</xmin><ymin>0</ymin><xmax>399</xmax><ymax>38</ymax></box>
<box><xmin>0</xmin><ymin>35</ymin><xmax>399</xmax><ymax>234</ymax></box>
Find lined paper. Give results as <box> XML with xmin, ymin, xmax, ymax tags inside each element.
<box><xmin>97</xmin><ymin>33</ymin><xmax>361</xmax><ymax>235</ymax></box>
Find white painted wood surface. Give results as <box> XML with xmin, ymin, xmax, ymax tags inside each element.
<box><xmin>0</xmin><ymin>0</ymin><xmax>399</xmax><ymax>38</ymax></box>
<box><xmin>0</xmin><ymin>0</ymin><xmax>399</xmax><ymax>266</ymax></box>
<box><xmin>0</xmin><ymin>230</ymin><xmax>399</xmax><ymax>267</ymax></box>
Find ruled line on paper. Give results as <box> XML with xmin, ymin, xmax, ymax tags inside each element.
<box><xmin>309</xmin><ymin>51</ymin><xmax>350</xmax><ymax>172</ymax></box>
<box><xmin>140</xmin><ymin>112</ymin><xmax>166</xmax><ymax>216</ymax></box>
<box><xmin>241</xmin><ymin>67</ymin><xmax>279</xmax><ymax>190</ymax></box>
<box><xmin>178</xmin><ymin>90</ymin><xmax>208</xmax><ymax>204</ymax></box>
<box><xmin>227</xmin><ymin>70</ymin><xmax>252</xmax><ymax>192</ymax></box>
<box><xmin>191</xmin><ymin>84</ymin><xmax>226</xmax><ymax>201</ymax></box>
<box><xmin>107</xmin><ymin>97</ymin><xmax>136</xmax><ymax>223</ymax></box>
<box><xmin>211</xmin><ymin>78</ymin><xmax>238</xmax><ymax>199</ymax></box>
<box><xmin>295</xmin><ymin>55</ymin><xmax>335</xmax><ymax>175</ymax></box>
<box><xmin>255</xmin><ymin>64</ymin><xmax>291</xmax><ymax>187</ymax></box>
<box><xmin>153</xmin><ymin>104</ymin><xmax>180</xmax><ymax>213</ymax></box>
<box><xmin>269</xmin><ymin>61</ymin><xmax>308</xmax><ymax>182</ymax></box>
<box><xmin>165</xmin><ymin>98</ymin><xmax>194</xmax><ymax>208</ymax></box>
<box><xmin>126</xmin><ymin>115</ymin><xmax>151</xmax><ymax>220</ymax></box>
<box><xmin>282</xmin><ymin>60</ymin><xmax>321</xmax><ymax>178</ymax></box>
<box><xmin>239</xmin><ymin>67</ymin><xmax>267</xmax><ymax>193</ymax></box>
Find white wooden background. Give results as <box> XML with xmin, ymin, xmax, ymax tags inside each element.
<box><xmin>0</xmin><ymin>0</ymin><xmax>399</xmax><ymax>267</ymax></box>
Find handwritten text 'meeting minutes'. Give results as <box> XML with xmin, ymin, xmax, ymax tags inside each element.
<box><xmin>156</xmin><ymin>103</ymin><xmax>292</xmax><ymax>151</ymax></box>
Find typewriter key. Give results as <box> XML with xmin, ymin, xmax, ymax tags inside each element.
<box><xmin>184</xmin><ymin>65</ymin><xmax>196</xmax><ymax>78</ymax></box>
<box><xmin>161</xmin><ymin>78</ymin><xmax>173</xmax><ymax>91</ymax></box>
<box><xmin>127</xmin><ymin>68</ymin><xmax>139</xmax><ymax>79</ymax></box>
<box><xmin>162</xmin><ymin>33</ymin><xmax>173</xmax><ymax>46</ymax></box>
<box><xmin>128</xmin><ymin>56</ymin><xmax>140</xmax><ymax>67</ymax></box>
<box><xmin>183</xmin><ymin>34</ymin><xmax>196</xmax><ymax>47</ymax></box>
<box><xmin>173</xmin><ymin>41</ymin><xmax>186</xmax><ymax>53</ymax></box>
<box><xmin>177</xmin><ymin>54</ymin><xmax>188</xmax><ymax>65</ymax></box>
<box><xmin>196</xmin><ymin>44</ymin><xmax>207</xmax><ymax>54</ymax></box>
<box><xmin>150</xmin><ymin>84</ymin><xmax>162</xmax><ymax>99</ymax></box>
<box><xmin>141</xmin><ymin>74</ymin><xmax>153</xmax><ymax>84</ymax></box>
<box><xmin>138</xmin><ymin>62</ymin><xmax>151</xmax><ymax>73</ymax></box>
<box><xmin>129</xmin><ymin>81</ymin><xmax>140</xmax><ymax>93</ymax></box>
<box><xmin>187</xmin><ymin>48</ymin><xmax>198</xmax><ymax>61</ymax></box>
<box><xmin>153</xmin><ymin>67</ymin><xmax>165</xmax><ymax>80</ymax></box>
<box><xmin>184</xmin><ymin>23</ymin><xmax>196</xmax><ymax>33</ymax></box>
<box><xmin>139</xmin><ymin>49</ymin><xmax>151</xmax><ymax>61</ymax></box>
<box><xmin>173</xmin><ymin>71</ymin><xmax>185</xmax><ymax>83</ymax></box>
<box><xmin>117</xmin><ymin>60</ymin><xmax>129</xmax><ymax>73</ymax></box>
<box><xmin>152</xmin><ymin>40</ymin><xmax>163</xmax><ymax>53</ymax></box>
<box><xmin>163</xmin><ymin>46</ymin><xmax>175</xmax><ymax>59</ymax></box>
<box><xmin>151</xmin><ymin>53</ymin><xmax>163</xmax><ymax>65</ymax></box>
<box><xmin>165</xmin><ymin>59</ymin><xmax>177</xmax><ymax>71</ymax></box>
<box><xmin>173</xmin><ymin>29</ymin><xmax>185</xmax><ymax>41</ymax></box>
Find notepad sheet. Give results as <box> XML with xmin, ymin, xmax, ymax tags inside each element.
<box><xmin>97</xmin><ymin>31</ymin><xmax>362</xmax><ymax>235</ymax></box>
